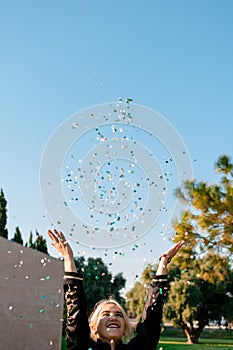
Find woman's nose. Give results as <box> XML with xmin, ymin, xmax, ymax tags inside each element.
<box><xmin>109</xmin><ymin>313</ymin><xmax>117</xmax><ymax>320</ymax></box>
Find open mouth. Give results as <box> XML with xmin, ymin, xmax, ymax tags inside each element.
<box><xmin>107</xmin><ymin>324</ymin><xmax>120</xmax><ymax>329</ymax></box>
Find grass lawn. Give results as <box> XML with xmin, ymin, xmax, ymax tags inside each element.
<box><xmin>62</xmin><ymin>337</ymin><xmax>67</xmax><ymax>350</ymax></box>
<box><xmin>62</xmin><ymin>337</ymin><xmax>233</xmax><ymax>350</ymax></box>
<box><xmin>158</xmin><ymin>338</ymin><xmax>233</xmax><ymax>350</ymax></box>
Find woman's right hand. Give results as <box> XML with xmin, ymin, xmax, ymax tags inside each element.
<box><xmin>47</xmin><ymin>229</ymin><xmax>73</xmax><ymax>258</ymax></box>
<box><xmin>47</xmin><ymin>230</ymin><xmax>77</xmax><ymax>272</ymax></box>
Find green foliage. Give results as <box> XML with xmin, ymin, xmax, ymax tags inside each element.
<box><xmin>13</xmin><ymin>226</ymin><xmax>23</xmax><ymax>245</ymax></box>
<box><xmin>0</xmin><ymin>189</ymin><xmax>8</xmax><ymax>238</ymax></box>
<box><xmin>165</xmin><ymin>270</ymin><xmax>203</xmax><ymax>327</ymax></box>
<box><xmin>28</xmin><ymin>231</ymin><xmax>36</xmax><ymax>249</ymax></box>
<box><xmin>34</xmin><ymin>230</ymin><xmax>48</xmax><ymax>253</ymax></box>
<box><xmin>174</xmin><ymin>155</ymin><xmax>233</xmax><ymax>256</ymax></box>
<box><xmin>167</xmin><ymin>155</ymin><xmax>233</xmax><ymax>343</ymax></box>
<box><xmin>126</xmin><ymin>281</ymin><xmax>146</xmax><ymax>319</ymax></box>
<box><xmin>26</xmin><ymin>230</ymin><xmax>48</xmax><ymax>253</ymax></box>
<box><xmin>74</xmin><ymin>256</ymin><xmax>126</xmax><ymax>314</ymax></box>
<box><xmin>164</xmin><ymin>253</ymin><xmax>233</xmax><ymax>344</ymax></box>
<box><xmin>125</xmin><ymin>263</ymin><xmax>159</xmax><ymax>319</ymax></box>
<box><xmin>127</xmin><ymin>156</ymin><xmax>233</xmax><ymax>344</ymax></box>
<box><xmin>141</xmin><ymin>262</ymin><xmax>158</xmax><ymax>283</ymax></box>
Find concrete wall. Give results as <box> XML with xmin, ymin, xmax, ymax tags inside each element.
<box><xmin>0</xmin><ymin>237</ymin><xmax>64</xmax><ymax>350</ymax></box>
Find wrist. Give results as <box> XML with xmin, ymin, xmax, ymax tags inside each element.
<box><xmin>64</xmin><ymin>258</ymin><xmax>77</xmax><ymax>273</ymax></box>
<box><xmin>63</xmin><ymin>253</ymin><xmax>74</xmax><ymax>264</ymax></box>
<box><xmin>159</xmin><ymin>254</ymin><xmax>171</xmax><ymax>264</ymax></box>
<box><xmin>63</xmin><ymin>250</ymin><xmax>74</xmax><ymax>260</ymax></box>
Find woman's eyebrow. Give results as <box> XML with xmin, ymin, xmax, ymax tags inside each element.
<box><xmin>116</xmin><ymin>311</ymin><xmax>123</xmax><ymax>315</ymax></box>
<box><xmin>100</xmin><ymin>310</ymin><xmax>110</xmax><ymax>315</ymax></box>
<box><xmin>100</xmin><ymin>309</ymin><xmax>123</xmax><ymax>315</ymax></box>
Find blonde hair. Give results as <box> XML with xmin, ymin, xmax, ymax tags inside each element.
<box><xmin>89</xmin><ymin>299</ymin><xmax>131</xmax><ymax>342</ymax></box>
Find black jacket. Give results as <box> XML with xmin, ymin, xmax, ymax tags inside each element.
<box><xmin>64</xmin><ymin>271</ymin><xmax>168</xmax><ymax>350</ymax></box>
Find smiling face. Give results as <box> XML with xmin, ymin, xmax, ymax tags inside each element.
<box><xmin>95</xmin><ymin>303</ymin><xmax>126</xmax><ymax>342</ymax></box>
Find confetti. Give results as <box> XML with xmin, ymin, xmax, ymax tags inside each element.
<box><xmin>40</xmin><ymin>101</ymin><xmax>193</xmax><ymax>249</ymax></box>
<box><xmin>72</xmin><ymin>122</ymin><xmax>79</xmax><ymax>129</ymax></box>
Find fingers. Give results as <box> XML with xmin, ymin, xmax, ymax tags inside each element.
<box><xmin>162</xmin><ymin>240</ymin><xmax>185</xmax><ymax>261</ymax></box>
<box><xmin>47</xmin><ymin>230</ymin><xmax>73</xmax><ymax>260</ymax></box>
<box><xmin>175</xmin><ymin>240</ymin><xmax>185</xmax><ymax>251</ymax></box>
<box><xmin>58</xmin><ymin>231</ymin><xmax>67</xmax><ymax>242</ymax></box>
<box><xmin>170</xmin><ymin>240</ymin><xmax>185</xmax><ymax>258</ymax></box>
<box><xmin>47</xmin><ymin>229</ymin><xmax>57</xmax><ymax>242</ymax></box>
<box><xmin>47</xmin><ymin>229</ymin><xmax>66</xmax><ymax>244</ymax></box>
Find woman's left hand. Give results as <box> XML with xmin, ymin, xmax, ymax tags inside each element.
<box><xmin>160</xmin><ymin>240</ymin><xmax>185</xmax><ymax>262</ymax></box>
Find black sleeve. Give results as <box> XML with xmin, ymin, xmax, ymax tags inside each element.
<box><xmin>128</xmin><ymin>274</ymin><xmax>168</xmax><ymax>350</ymax></box>
<box><xmin>64</xmin><ymin>271</ymin><xmax>90</xmax><ymax>350</ymax></box>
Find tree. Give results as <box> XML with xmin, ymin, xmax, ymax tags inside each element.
<box><xmin>13</xmin><ymin>226</ymin><xmax>23</xmax><ymax>245</ymax></box>
<box><xmin>126</xmin><ymin>263</ymin><xmax>157</xmax><ymax>319</ymax></box>
<box><xmin>126</xmin><ymin>155</ymin><xmax>233</xmax><ymax>343</ymax></box>
<box><xmin>165</xmin><ymin>154</ymin><xmax>233</xmax><ymax>343</ymax></box>
<box><xmin>26</xmin><ymin>230</ymin><xmax>48</xmax><ymax>253</ymax></box>
<box><xmin>0</xmin><ymin>189</ymin><xmax>8</xmax><ymax>238</ymax></box>
<box><xmin>175</xmin><ymin>154</ymin><xmax>233</xmax><ymax>256</ymax></box>
<box><xmin>27</xmin><ymin>231</ymin><xmax>36</xmax><ymax>249</ymax></box>
<box><xmin>164</xmin><ymin>255</ymin><xmax>233</xmax><ymax>343</ymax></box>
<box><xmin>126</xmin><ymin>282</ymin><xmax>146</xmax><ymax>319</ymax></box>
<box><xmin>34</xmin><ymin>230</ymin><xmax>48</xmax><ymax>253</ymax></box>
<box><xmin>74</xmin><ymin>256</ymin><xmax>126</xmax><ymax>314</ymax></box>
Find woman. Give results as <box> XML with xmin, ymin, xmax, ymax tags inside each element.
<box><xmin>48</xmin><ymin>229</ymin><xmax>184</xmax><ymax>350</ymax></box>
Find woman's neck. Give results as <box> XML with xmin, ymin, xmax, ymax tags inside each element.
<box><xmin>109</xmin><ymin>339</ymin><xmax>116</xmax><ymax>350</ymax></box>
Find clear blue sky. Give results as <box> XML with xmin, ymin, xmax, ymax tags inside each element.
<box><xmin>0</xmin><ymin>0</ymin><xmax>232</xmax><ymax>291</ymax></box>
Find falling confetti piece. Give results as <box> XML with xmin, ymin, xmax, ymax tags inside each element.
<box><xmin>72</xmin><ymin>122</ymin><xmax>79</xmax><ymax>129</ymax></box>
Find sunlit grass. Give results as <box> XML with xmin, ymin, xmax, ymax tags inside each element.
<box><xmin>158</xmin><ymin>338</ymin><xmax>233</xmax><ymax>350</ymax></box>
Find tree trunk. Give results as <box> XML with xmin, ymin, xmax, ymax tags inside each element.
<box><xmin>183</xmin><ymin>328</ymin><xmax>199</xmax><ymax>344</ymax></box>
<box><xmin>180</xmin><ymin>322</ymin><xmax>206</xmax><ymax>344</ymax></box>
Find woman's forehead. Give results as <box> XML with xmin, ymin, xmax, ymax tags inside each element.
<box><xmin>100</xmin><ymin>303</ymin><xmax>122</xmax><ymax>312</ymax></box>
